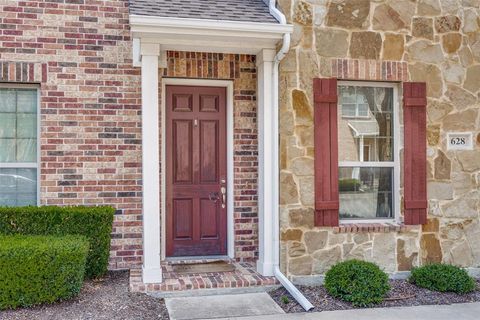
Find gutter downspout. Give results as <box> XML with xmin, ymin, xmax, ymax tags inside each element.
<box><xmin>268</xmin><ymin>0</ymin><xmax>314</xmax><ymax>312</ymax></box>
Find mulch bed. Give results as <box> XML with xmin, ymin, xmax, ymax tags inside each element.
<box><xmin>270</xmin><ymin>279</ymin><xmax>480</xmax><ymax>313</ymax></box>
<box><xmin>1</xmin><ymin>270</ymin><xmax>169</xmax><ymax>320</ymax></box>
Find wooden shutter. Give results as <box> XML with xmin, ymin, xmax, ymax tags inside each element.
<box><xmin>314</xmin><ymin>78</ymin><xmax>339</xmax><ymax>227</ymax></box>
<box><xmin>403</xmin><ymin>82</ymin><xmax>428</xmax><ymax>225</ymax></box>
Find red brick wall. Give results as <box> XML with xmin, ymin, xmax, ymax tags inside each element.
<box><xmin>0</xmin><ymin>2</ymin><xmax>259</xmax><ymax>268</ymax></box>
<box><xmin>0</xmin><ymin>0</ymin><xmax>143</xmax><ymax>270</ymax></box>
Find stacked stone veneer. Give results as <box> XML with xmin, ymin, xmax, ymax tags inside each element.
<box><xmin>277</xmin><ymin>0</ymin><xmax>480</xmax><ymax>276</ymax></box>
<box><xmin>0</xmin><ymin>1</ymin><xmax>259</xmax><ymax>269</ymax></box>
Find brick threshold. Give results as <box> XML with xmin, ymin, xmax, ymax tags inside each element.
<box><xmin>129</xmin><ymin>261</ymin><xmax>279</xmax><ymax>295</ymax></box>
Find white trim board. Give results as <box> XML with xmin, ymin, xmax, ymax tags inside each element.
<box><xmin>130</xmin><ymin>15</ymin><xmax>293</xmax><ymax>55</ymax></box>
<box><xmin>160</xmin><ymin>78</ymin><xmax>235</xmax><ymax>260</ymax></box>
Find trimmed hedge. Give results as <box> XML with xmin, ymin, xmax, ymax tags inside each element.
<box><xmin>0</xmin><ymin>235</ymin><xmax>89</xmax><ymax>310</ymax></box>
<box><xmin>324</xmin><ymin>260</ymin><xmax>390</xmax><ymax>307</ymax></box>
<box><xmin>0</xmin><ymin>206</ymin><xmax>114</xmax><ymax>278</ymax></box>
<box><xmin>410</xmin><ymin>264</ymin><xmax>476</xmax><ymax>294</ymax></box>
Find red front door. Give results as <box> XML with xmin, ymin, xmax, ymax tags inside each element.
<box><xmin>166</xmin><ymin>85</ymin><xmax>227</xmax><ymax>257</ymax></box>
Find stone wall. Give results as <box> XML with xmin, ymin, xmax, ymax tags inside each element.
<box><xmin>277</xmin><ymin>0</ymin><xmax>480</xmax><ymax>276</ymax></box>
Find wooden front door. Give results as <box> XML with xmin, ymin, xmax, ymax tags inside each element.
<box><xmin>166</xmin><ymin>85</ymin><xmax>227</xmax><ymax>257</ymax></box>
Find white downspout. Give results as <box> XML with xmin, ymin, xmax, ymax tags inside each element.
<box><xmin>268</xmin><ymin>0</ymin><xmax>314</xmax><ymax>312</ymax></box>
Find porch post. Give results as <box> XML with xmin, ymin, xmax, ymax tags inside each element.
<box><xmin>256</xmin><ymin>49</ymin><xmax>277</xmax><ymax>276</ymax></box>
<box><xmin>141</xmin><ymin>42</ymin><xmax>162</xmax><ymax>283</ymax></box>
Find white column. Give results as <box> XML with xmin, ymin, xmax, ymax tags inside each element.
<box><xmin>141</xmin><ymin>42</ymin><xmax>162</xmax><ymax>283</ymax></box>
<box><xmin>256</xmin><ymin>49</ymin><xmax>277</xmax><ymax>276</ymax></box>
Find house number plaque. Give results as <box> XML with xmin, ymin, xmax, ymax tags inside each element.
<box><xmin>447</xmin><ymin>132</ymin><xmax>473</xmax><ymax>151</ymax></box>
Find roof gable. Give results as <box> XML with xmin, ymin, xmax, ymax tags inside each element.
<box><xmin>129</xmin><ymin>0</ymin><xmax>279</xmax><ymax>24</ymax></box>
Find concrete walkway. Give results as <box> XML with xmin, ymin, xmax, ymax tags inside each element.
<box><xmin>165</xmin><ymin>292</ymin><xmax>285</xmax><ymax>320</ymax></box>
<box><xmin>211</xmin><ymin>302</ymin><xmax>480</xmax><ymax>320</ymax></box>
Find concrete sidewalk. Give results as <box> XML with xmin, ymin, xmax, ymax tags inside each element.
<box><xmin>210</xmin><ymin>302</ymin><xmax>480</xmax><ymax>320</ymax></box>
<box><xmin>166</xmin><ymin>292</ymin><xmax>285</xmax><ymax>320</ymax></box>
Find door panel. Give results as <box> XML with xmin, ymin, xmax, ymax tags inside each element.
<box><xmin>199</xmin><ymin>120</ymin><xmax>219</xmax><ymax>183</ymax></box>
<box><xmin>172</xmin><ymin>120</ymin><xmax>193</xmax><ymax>184</ymax></box>
<box><xmin>173</xmin><ymin>198</ymin><xmax>193</xmax><ymax>240</ymax></box>
<box><xmin>200</xmin><ymin>198</ymin><xmax>218</xmax><ymax>239</ymax></box>
<box><xmin>166</xmin><ymin>85</ymin><xmax>227</xmax><ymax>257</ymax></box>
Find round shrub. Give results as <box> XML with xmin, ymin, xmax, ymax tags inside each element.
<box><xmin>0</xmin><ymin>235</ymin><xmax>89</xmax><ymax>310</ymax></box>
<box><xmin>409</xmin><ymin>264</ymin><xmax>476</xmax><ymax>294</ymax></box>
<box><xmin>324</xmin><ymin>260</ymin><xmax>390</xmax><ymax>307</ymax></box>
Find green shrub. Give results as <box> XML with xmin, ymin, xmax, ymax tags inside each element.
<box><xmin>0</xmin><ymin>206</ymin><xmax>114</xmax><ymax>278</ymax></box>
<box><xmin>339</xmin><ymin>179</ymin><xmax>361</xmax><ymax>192</ymax></box>
<box><xmin>409</xmin><ymin>264</ymin><xmax>476</xmax><ymax>294</ymax></box>
<box><xmin>0</xmin><ymin>235</ymin><xmax>89</xmax><ymax>310</ymax></box>
<box><xmin>324</xmin><ymin>260</ymin><xmax>390</xmax><ymax>307</ymax></box>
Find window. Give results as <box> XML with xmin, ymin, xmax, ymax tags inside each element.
<box><xmin>0</xmin><ymin>86</ymin><xmax>38</xmax><ymax>206</ymax></box>
<box><xmin>337</xmin><ymin>82</ymin><xmax>399</xmax><ymax>221</ymax></box>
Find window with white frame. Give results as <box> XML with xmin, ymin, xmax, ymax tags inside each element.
<box><xmin>0</xmin><ymin>86</ymin><xmax>38</xmax><ymax>206</ymax></box>
<box><xmin>337</xmin><ymin>82</ymin><xmax>399</xmax><ymax>221</ymax></box>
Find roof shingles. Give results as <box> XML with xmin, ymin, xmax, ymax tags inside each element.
<box><xmin>129</xmin><ymin>0</ymin><xmax>279</xmax><ymax>24</ymax></box>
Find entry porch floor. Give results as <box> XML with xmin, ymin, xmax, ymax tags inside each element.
<box><xmin>129</xmin><ymin>259</ymin><xmax>279</xmax><ymax>296</ymax></box>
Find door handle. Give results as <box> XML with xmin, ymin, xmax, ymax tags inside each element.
<box><xmin>220</xmin><ymin>186</ymin><xmax>226</xmax><ymax>209</ymax></box>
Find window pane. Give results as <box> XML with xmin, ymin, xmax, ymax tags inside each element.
<box><xmin>16</xmin><ymin>89</ymin><xmax>37</xmax><ymax>113</ymax></box>
<box><xmin>0</xmin><ymin>88</ymin><xmax>37</xmax><ymax>163</ymax></box>
<box><xmin>16</xmin><ymin>138</ymin><xmax>36</xmax><ymax>162</ymax></box>
<box><xmin>0</xmin><ymin>168</ymin><xmax>37</xmax><ymax>206</ymax></box>
<box><xmin>0</xmin><ymin>89</ymin><xmax>16</xmax><ymax>112</ymax></box>
<box><xmin>0</xmin><ymin>139</ymin><xmax>15</xmax><ymax>162</ymax></box>
<box><xmin>0</xmin><ymin>113</ymin><xmax>16</xmax><ymax>138</ymax></box>
<box><xmin>17</xmin><ymin>113</ymin><xmax>37</xmax><ymax>138</ymax></box>
<box><xmin>338</xmin><ymin>85</ymin><xmax>394</xmax><ymax>162</ymax></box>
<box><xmin>339</xmin><ymin>167</ymin><xmax>393</xmax><ymax>220</ymax></box>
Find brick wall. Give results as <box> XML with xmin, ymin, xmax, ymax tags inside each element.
<box><xmin>0</xmin><ymin>0</ymin><xmax>143</xmax><ymax>270</ymax></box>
<box><xmin>0</xmin><ymin>1</ymin><xmax>259</xmax><ymax>268</ymax></box>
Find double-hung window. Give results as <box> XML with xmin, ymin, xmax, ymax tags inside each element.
<box><xmin>0</xmin><ymin>86</ymin><xmax>39</xmax><ymax>206</ymax></box>
<box><xmin>337</xmin><ymin>82</ymin><xmax>399</xmax><ymax>221</ymax></box>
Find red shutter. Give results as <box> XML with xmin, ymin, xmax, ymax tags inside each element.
<box><xmin>314</xmin><ymin>78</ymin><xmax>339</xmax><ymax>227</ymax></box>
<box><xmin>403</xmin><ymin>82</ymin><xmax>428</xmax><ymax>225</ymax></box>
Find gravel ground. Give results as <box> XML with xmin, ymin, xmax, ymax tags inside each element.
<box><xmin>1</xmin><ymin>271</ymin><xmax>169</xmax><ymax>320</ymax></box>
<box><xmin>270</xmin><ymin>279</ymin><xmax>480</xmax><ymax>313</ymax></box>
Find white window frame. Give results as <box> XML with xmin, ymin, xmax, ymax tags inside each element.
<box><xmin>0</xmin><ymin>83</ymin><xmax>40</xmax><ymax>206</ymax></box>
<box><xmin>338</xmin><ymin>81</ymin><xmax>400</xmax><ymax>224</ymax></box>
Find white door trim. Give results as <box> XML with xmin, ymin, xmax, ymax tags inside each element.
<box><xmin>160</xmin><ymin>78</ymin><xmax>235</xmax><ymax>260</ymax></box>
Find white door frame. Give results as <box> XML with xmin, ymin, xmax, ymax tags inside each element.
<box><xmin>160</xmin><ymin>78</ymin><xmax>235</xmax><ymax>260</ymax></box>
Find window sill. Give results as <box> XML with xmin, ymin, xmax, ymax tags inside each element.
<box><xmin>333</xmin><ymin>223</ymin><xmax>416</xmax><ymax>234</ymax></box>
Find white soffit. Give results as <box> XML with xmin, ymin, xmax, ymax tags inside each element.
<box><xmin>129</xmin><ymin>15</ymin><xmax>293</xmax><ymax>55</ymax></box>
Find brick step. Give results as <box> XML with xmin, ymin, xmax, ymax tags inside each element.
<box><xmin>129</xmin><ymin>262</ymin><xmax>280</xmax><ymax>297</ymax></box>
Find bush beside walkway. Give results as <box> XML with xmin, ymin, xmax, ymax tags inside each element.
<box><xmin>0</xmin><ymin>271</ymin><xmax>169</xmax><ymax>320</ymax></box>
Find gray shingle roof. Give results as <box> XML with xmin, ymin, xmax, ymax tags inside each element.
<box><xmin>129</xmin><ymin>0</ymin><xmax>279</xmax><ymax>24</ymax></box>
